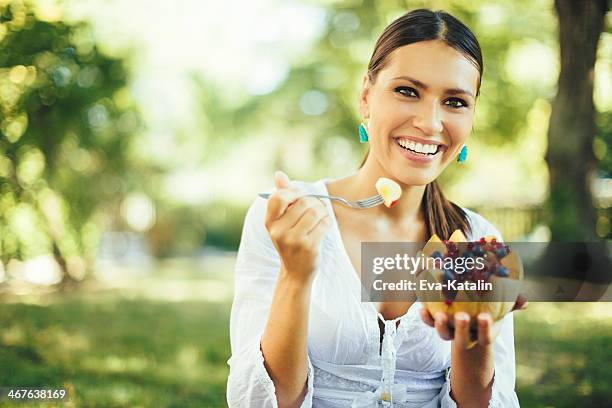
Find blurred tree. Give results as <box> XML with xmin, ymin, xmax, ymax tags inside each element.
<box><xmin>546</xmin><ymin>0</ymin><xmax>608</xmax><ymax>240</ymax></box>
<box><xmin>0</xmin><ymin>0</ymin><xmax>141</xmax><ymax>282</ymax></box>
<box><xmin>535</xmin><ymin>0</ymin><xmax>611</xmax><ymax>292</ymax></box>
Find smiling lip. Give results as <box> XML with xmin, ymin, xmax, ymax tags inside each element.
<box><xmin>393</xmin><ymin>135</ymin><xmax>446</xmax><ymax>147</ymax></box>
<box><xmin>392</xmin><ymin>136</ymin><xmax>445</xmax><ymax>164</ymax></box>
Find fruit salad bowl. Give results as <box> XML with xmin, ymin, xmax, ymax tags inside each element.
<box><xmin>416</xmin><ymin>230</ymin><xmax>524</xmax><ymax>346</ymax></box>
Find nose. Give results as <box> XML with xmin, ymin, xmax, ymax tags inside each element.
<box><xmin>413</xmin><ymin>102</ymin><xmax>443</xmax><ymax>136</ymax></box>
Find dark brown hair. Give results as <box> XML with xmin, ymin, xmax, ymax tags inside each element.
<box><xmin>363</xmin><ymin>9</ymin><xmax>483</xmax><ymax>240</ymax></box>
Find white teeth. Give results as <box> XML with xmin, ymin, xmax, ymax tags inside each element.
<box><xmin>396</xmin><ymin>138</ymin><xmax>440</xmax><ymax>155</ymax></box>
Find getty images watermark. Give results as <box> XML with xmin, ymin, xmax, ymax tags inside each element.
<box><xmin>371</xmin><ymin>251</ymin><xmax>492</xmax><ymax>292</ymax></box>
<box><xmin>360</xmin><ymin>242</ymin><xmax>612</xmax><ymax>302</ymax></box>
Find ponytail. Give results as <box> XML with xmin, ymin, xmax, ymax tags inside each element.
<box><xmin>423</xmin><ymin>180</ymin><xmax>471</xmax><ymax>240</ymax></box>
<box><xmin>359</xmin><ymin>149</ymin><xmax>470</xmax><ymax>240</ymax></box>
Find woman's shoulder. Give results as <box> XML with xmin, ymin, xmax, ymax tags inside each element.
<box><xmin>461</xmin><ymin>207</ymin><xmax>504</xmax><ymax>241</ymax></box>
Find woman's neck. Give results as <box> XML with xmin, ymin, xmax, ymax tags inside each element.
<box><xmin>328</xmin><ymin>160</ymin><xmax>426</xmax><ymax>224</ymax></box>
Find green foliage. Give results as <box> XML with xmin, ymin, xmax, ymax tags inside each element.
<box><xmin>0</xmin><ymin>1</ymin><xmax>141</xmax><ymax>271</ymax></box>
<box><xmin>595</xmin><ymin>111</ymin><xmax>612</xmax><ymax>177</ymax></box>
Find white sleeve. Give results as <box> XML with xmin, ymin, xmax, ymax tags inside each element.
<box><xmin>226</xmin><ymin>197</ymin><xmax>315</xmax><ymax>408</ymax></box>
<box><xmin>438</xmin><ymin>312</ymin><xmax>520</xmax><ymax>407</ymax></box>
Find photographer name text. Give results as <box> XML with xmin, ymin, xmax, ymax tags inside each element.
<box><xmin>373</xmin><ymin>279</ymin><xmax>492</xmax><ymax>291</ymax></box>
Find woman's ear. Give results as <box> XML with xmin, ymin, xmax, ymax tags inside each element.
<box><xmin>359</xmin><ymin>74</ymin><xmax>371</xmax><ymax>119</ymax></box>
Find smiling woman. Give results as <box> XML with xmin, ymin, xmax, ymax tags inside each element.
<box><xmin>227</xmin><ymin>8</ymin><xmax>524</xmax><ymax>408</ymax></box>
<box><xmin>359</xmin><ymin>21</ymin><xmax>483</xmax><ymax>240</ymax></box>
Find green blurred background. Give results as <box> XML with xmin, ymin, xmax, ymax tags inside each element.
<box><xmin>0</xmin><ymin>0</ymin><xmax>610</xmax><ymax>407</ymax></box>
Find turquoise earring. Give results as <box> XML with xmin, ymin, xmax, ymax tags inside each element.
<box><xmin>457</xmin><ymin>144</ymin><xmax>468</xmax><ymax>163</ymax></box>
<box><xmin>358</xmin><ymin>123</ymin><xmax>369</xmax><ymax>143</ymax></box>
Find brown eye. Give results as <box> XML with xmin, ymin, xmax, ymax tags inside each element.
<box><xmin>445</xmin><ymin>98</ymin><xmax>468</xmax><ymax>108</ymax></box>
<box><xmin>395</xmin><ymin>86</ymin><xmax>418</xmax><ymax>98</ymax></box>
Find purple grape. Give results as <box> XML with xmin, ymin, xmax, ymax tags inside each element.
<box><xmin>495</xmin><ymin>265</ymin><xmax>509</xmax><ymax>277</ymax></box>
<box><xmin>495</xmin><ymin>247</ymin><xmax>507</xmax><ymax>259</ymax></box>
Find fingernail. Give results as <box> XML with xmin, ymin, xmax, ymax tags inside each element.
<box><xmin>456</xmin><ymin>312</ymin><xmax>469</xmax><ymax>322</ymax></box>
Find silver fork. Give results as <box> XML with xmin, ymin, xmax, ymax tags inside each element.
<box><xmin>257</xmin><ymin>192</ymin><xmax>384</xmax><ymax>209</ymax></box>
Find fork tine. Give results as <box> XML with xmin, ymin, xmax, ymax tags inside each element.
<box><xmin>357</xmin><ymin>200</ymin><xmax>377</xmax><ymax>207</ymax></box>
<box><xmin>358</xmin><ymin>194</ymin><xmax>379</xmax><ymax>202</ymax></box>
<box><xmin>357</xmin><ymin>195</ymin><xmax>384</xmax><ymax>208</ymax></box>
<box><xmin>358</xmin><ymin>195</ymin><xmax>383</xmax><ymax>205</ymax></box>
<box><xmin>368</xmin><ymin>196</ymin><xmax>384</xmax><ymax>204</ymax></box>
<box><xmin>358</xmin><ymin>199</ymin><xmax>381</xmax><ymax>207</ymax></box>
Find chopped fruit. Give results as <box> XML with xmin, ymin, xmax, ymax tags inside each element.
<box><xmin>416</xmin><ymin>230</ymin><xmax>524</xmax><ymax>346</ymax></box>
<box><xmin>449</xmin><ymin>230</ymin><xmax>467</xmax><ymax>242</ymax></box>
<box><xmin>375</xmin><ymin>177</ymin><xmax>402</xmax><ymax>208</ymax></box>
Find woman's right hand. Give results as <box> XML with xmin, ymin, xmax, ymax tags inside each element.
<box><xmin>264</xmin><ymin>171</ymin><xmax>331</xmax><ymax>284</ymax></box>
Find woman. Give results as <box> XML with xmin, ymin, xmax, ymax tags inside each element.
<box><xmin>227</xmin><ymin>9</ymin><xmax>525</xmax><ymax>408</ymax></box>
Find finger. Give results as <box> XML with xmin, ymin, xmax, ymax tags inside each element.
<box><xmin>477</xmin><ymin>313</ymin><xmax>493</xmax><ymax>346</ymax></box>
<box><xmin>453</xmin><ymin>312</ymin><xmax>470</xmax><ymax>349</ymax></box>
<box><xmin>306</xmin><ymin>214</ymin><xmax>332</xmax><ymax>241</ymax></box>
<box><xmin>274</xmin><ymin>170</ymin><xmax>291</xmax><ymax>189</ymax></box>
<box><xmin>278</xmin><ymin>197</ymin><xmax>326</xmax><ymax>231</ymax></box>
<box><xmin>434</xmin><ymin>312</ymin><xmax>452</xmax><ymax>341</ymax></box>
<box><xmin>420</xmin><ymin>307</ymin><xmax>435</xmax><ymax>327</ymax></box>
<box><xmin>265</xmin><ymin>189</ymin><xmax>305</xmax><ymax>224</ymax></box>
<box><xmin>295</xmin><ymin>204</ymin><xmax>329</xmax><ymax>234</ymax></box>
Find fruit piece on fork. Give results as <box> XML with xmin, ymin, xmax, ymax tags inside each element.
<box><xmin>375</xmin><ymin>177</ymin><xmax>402</xmax><ymax>208</ymax></box>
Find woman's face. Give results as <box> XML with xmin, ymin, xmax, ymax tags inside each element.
<box><xmin>360</xmin><ymin>40</ymin><xmax>480</xmax><ymax>186</ymax></box>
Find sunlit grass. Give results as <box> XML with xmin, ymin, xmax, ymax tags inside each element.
<box><xmin>514</xmin><ymin>303</ymin><xmax>612</xmax><ymax>406</ymax></box>
<box><xmin>0</xmin><ymin>256</ymin><xmax>233</xmax><ymax>408</ymax></box>
<box><xmin>0</xmin><ymin>295</ymin><xmax>231</xmax><ymax>407</ymax></box>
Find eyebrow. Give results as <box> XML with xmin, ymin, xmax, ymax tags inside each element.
<box><xmin>390</xmin><ymin>75</ymin><xmax>475</xmax><ymax>99</ymax></box>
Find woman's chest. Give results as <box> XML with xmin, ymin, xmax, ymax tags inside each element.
<box><xmin>307</xmin><ymin>295</ymin><xmax>451</xmax><ymax>372</ymax></box>
<box><xmin>307</xmin><ymin>247</ymin><xmax>451</xmax><ymax>373</ymax></box>
<box><xmin>334</xmin><ymin>210</ymin><xmax>422</xmax><ymax>318</ymax></box>
<box><xmin>332</xmin><ymin>205</ymin><xmax>426</xmax><ymax>277</ymax></box>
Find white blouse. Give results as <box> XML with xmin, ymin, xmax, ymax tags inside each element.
<box><xmin>227</xmin><ymin>179</ymin><xmax>520</xmax><ymax>408</ymax></box>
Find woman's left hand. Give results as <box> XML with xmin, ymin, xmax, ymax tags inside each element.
<box><xmin>419</xmin><ymin>295</ymin><xmax>529</xmax><ymax>349</ymax></box>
